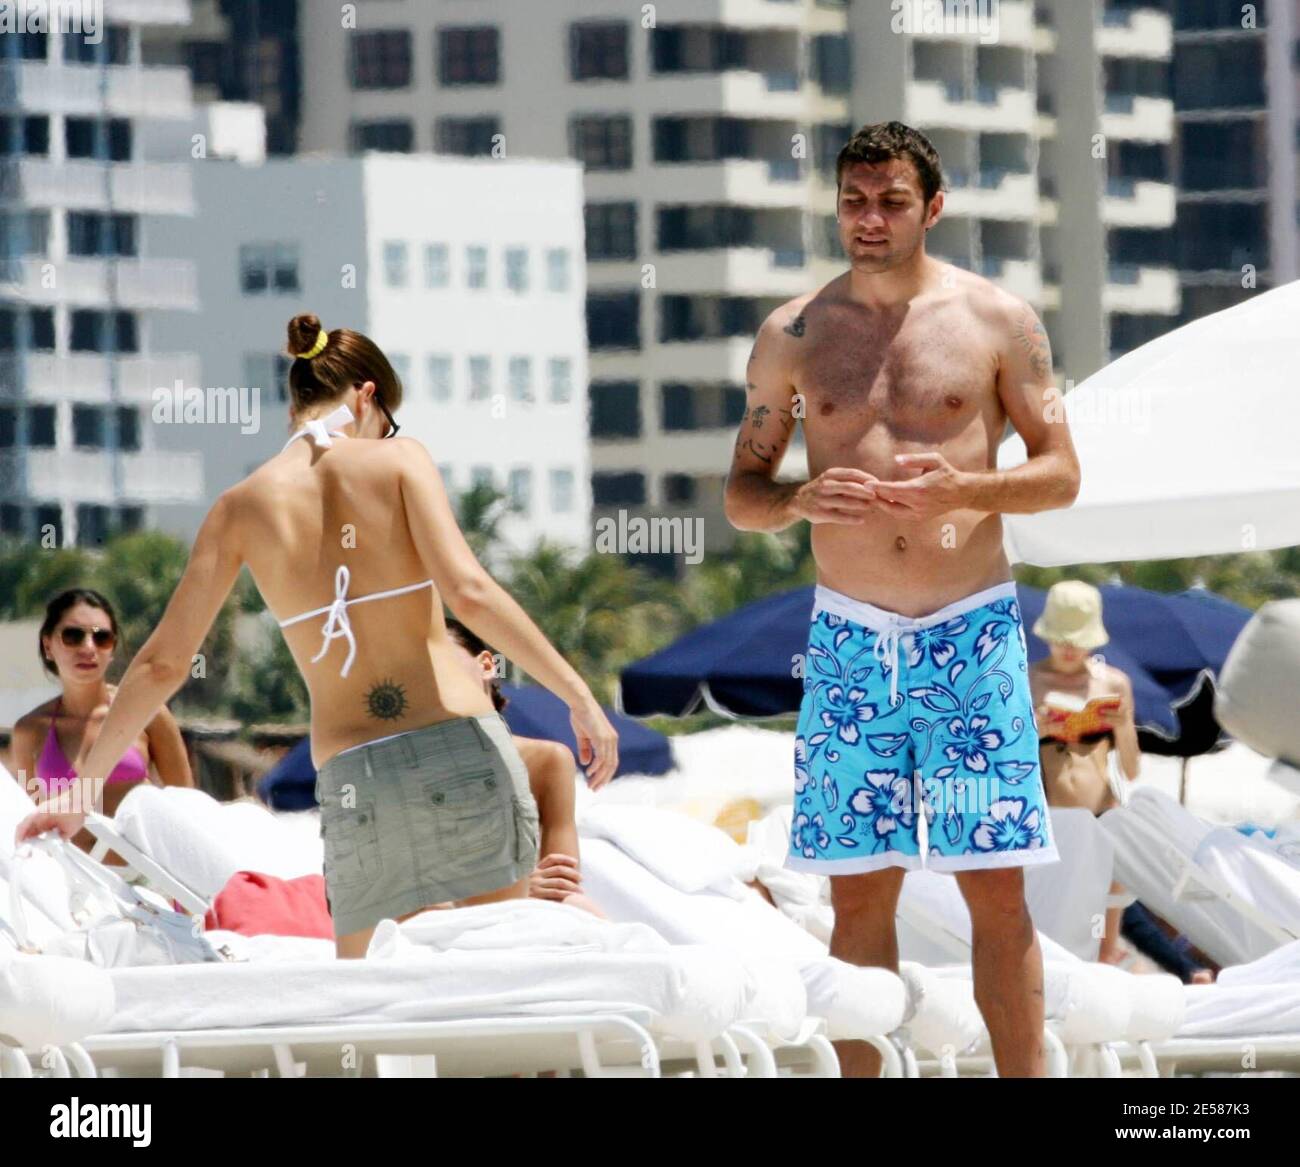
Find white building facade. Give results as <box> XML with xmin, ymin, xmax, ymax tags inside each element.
<box><xmin>149</xmin><ymin>153</ymin><xmax>591</xmax><ymax>552</ymax></box>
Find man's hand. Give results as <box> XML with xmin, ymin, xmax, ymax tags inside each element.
<box><xmin>869</xmin><ymin>452</ymin><xmax>972</xmax><ymax>521</ymax></box>
<box><xmin>791</xmin><ymin>467</ymin><xmax>881</xmax><ymax>525</ymax></box>
<box><xmin>529</xmin><ymin>853</ymin><xmax>583</xmax><ymax>901</ymax></box>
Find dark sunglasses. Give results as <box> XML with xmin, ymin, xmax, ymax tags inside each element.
<box><xmin>355</xmin><ymin>384</ymin><xmax>400</xmax><ymax>439</ymax></box>
<box><xmin>376</xmin><ymin>395</ymin><xmax>400</xmax><ymax>439</ymax></box>
<box><xmin>58</xmin><ymin>625</ymin><xmax>116</xmax><ymax>649</ymax></box>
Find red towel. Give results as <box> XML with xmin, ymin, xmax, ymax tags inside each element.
<box><xmin>203</xmin><ymin>871</ymin><xmax>334</xmax><ymax>939</ymax></box>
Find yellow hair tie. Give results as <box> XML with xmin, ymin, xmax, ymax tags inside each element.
<box><xmin>296</xmin><ymin>329</ymin><xmax>329</xmax><ymax>360</ymax></box>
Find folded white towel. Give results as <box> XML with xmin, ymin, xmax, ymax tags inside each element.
<box><xmin>579</xmin><ymin>804</ymin><xmax>753</xmax><ymax>897</ymax></box>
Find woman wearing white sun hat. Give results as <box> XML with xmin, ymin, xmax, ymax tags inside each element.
<box><xmin>1029</xmin><ymin>581</ymin><xmax>1140</xmax><ymax>965</ymax></box>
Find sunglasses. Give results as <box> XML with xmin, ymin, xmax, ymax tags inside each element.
<box><xmin>355</xmin><ymin>384</ymin><xmax>400</xmax><ymax>439</ymax></box>
<box><xmin>57</xmin><ymin>625</ymin><xmax>116</xmax><ymax>649</ymax></box>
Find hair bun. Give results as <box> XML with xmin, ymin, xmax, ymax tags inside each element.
<box><xmin>287</xmin><ymin>313</ymin><xmax>323</xmax><ymax>358</ymax></box>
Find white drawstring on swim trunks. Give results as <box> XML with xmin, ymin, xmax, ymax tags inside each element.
<box><xmin>872</xmin><ymin>625</ymin><xmax>904</xmax><ymax>708</ymax></box>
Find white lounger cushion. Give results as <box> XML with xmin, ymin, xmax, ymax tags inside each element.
<box><xmin>105</xmin><ymin>948</ymin><xmax>756</xmax><ymax>1043</ymax></box>
<box><xmin>113</xmin><ymin>785</ymin><xmax>322</xmax><ymax>897</ymax></box>
<box><xmin>370</xmin><ymin>898</ymin><xmax>808</xmax><ymax>1043</ymax></box>
<box><xmin>1192</xmin><ymin>827</ymin><xmax>1300</xmax><ymax>936</ymax></box>
<box><xmin>579</xmin><ymin>804</ymin><xmax>757</xmax><ymax>897</ymax></box>
<box><xmin>1179</xmin><ymin>983</ymin><xmax>1300</xmax><ymax>1039</ymax></box>
<box><xmin>0</xmin><ymin>949</ymin><xmax>116</xmax><ymax>1049</ymax></box>
<box><xmin>1103</xmin><ymin>786</ymin><xmax>1295</xmax><ymax>965</ymax></box>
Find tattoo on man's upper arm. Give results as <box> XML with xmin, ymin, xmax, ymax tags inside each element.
<box><xmin>1012</xmin><ymin>308</ymin><xmax>1053</xmax><ymax>381</ymax></box>
<box><xmin>734</xmin><ymin>400</ymin><xmax>795</xmax><ymax>465</ymax></box>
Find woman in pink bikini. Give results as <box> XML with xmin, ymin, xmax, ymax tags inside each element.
<box><xmin>9</xmin><ymin>588</ymin><xmax>193</xmax><ymax>854</ymax></box>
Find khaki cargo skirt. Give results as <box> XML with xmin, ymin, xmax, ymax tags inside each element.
<box><xmin>315</xmin><ymin>712</ymin><xmax>541</xmax><ymax>937</ymax></box>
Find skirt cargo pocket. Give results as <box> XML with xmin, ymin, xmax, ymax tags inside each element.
<box><xmin>323</xmin><ymin>801</ymin><xmax>381</xmax><ymax>888</ymax></box>
<box><xmin>513</xmin><ymin>797</ymin><xmax>541</xmax><ymax>865</ymax></box>
<box><xmin>426</xmin><ymin>771</ymin><xmax>511</xmax><ymax>864</ymax></box>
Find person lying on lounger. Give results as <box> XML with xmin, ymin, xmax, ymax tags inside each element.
<box><xmin>444</xmin><ymin>620</ymin><xmax>605</xmax><ymax>918</ymax></box>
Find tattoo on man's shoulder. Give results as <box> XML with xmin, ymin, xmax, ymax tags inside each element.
<box><xmin>1013</xmin><ymin>308</ymin><xmax>1053</xmax><ymax>380</ymax></box>
<box><xmin>365</xmin><ymin>679</ymin><xmax>408</xmax><ymax>721</ymax></box>
<box><xmin>783</xmin><ymin>313</ymin><xmax>806</xmax><ymax>338</ymax></box>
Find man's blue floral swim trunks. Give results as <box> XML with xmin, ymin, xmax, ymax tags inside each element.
<box><xmin>787</xmin><ymin>581</ymin><xmax>1059</xmax><ymax>875</ymax></box>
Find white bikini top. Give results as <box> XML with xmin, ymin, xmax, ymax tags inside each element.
<box><xmin>278</xmin><ymin>404</ymin><xmax>433</xmax><ymax>677</ymax></box>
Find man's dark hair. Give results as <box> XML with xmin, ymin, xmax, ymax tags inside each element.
<box><xmin>444</xmin><ymin>617</ymin><xmax>508</xmax><ymax>713</ymax></box>
<box><xmin>835</xmin><ymin>121</ymin><xmax>945</xmax><ymax>206</ymax></box>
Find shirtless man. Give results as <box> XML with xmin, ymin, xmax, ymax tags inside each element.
<box><xmin>725</xmin><ymin>122</ymin><xmax>1081</xmax><ymax>1078</ymax></box>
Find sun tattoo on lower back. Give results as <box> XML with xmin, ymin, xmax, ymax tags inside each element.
<box><xmin>365</xmin><ymin>679</ymin><xmax>409</xmax><ymax>721</ymax></box>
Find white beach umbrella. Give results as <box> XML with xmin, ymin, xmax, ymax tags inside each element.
<box><xmin>1000</xmin><ymin>279</ymin><xmax>1300</xmax><ymax>566</ymax></box>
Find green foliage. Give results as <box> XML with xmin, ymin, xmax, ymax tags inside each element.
<box><xmin>227</xmin><ymin>624</ymin><xmax>310</xmax><ymax>723</ymax></box>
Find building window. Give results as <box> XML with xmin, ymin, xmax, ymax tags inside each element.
<box><xmin>116</xmin><ymin>406</ymin><xmax>140</xmax><ymax>452</ymax></box>
<box><xmin>69</xmin><ymin>310</ymin><xmax>137</xmax><ymax>353</ymax></box>
<box><xmin>589</xmin><ymin>380</ymin><xmax>641</xmax><ymax>439</ymax></box>
<box><xmin>29</xmin><ymin>308</ymin><xmax>54</xmax><ymax>351</ymax></box>
<box><xmin>663</xmin><ymin>474</ymin><xmax>696</xmax><ymax>505</ymax></box>
<box><xmin>383</xmin><ymin>240</ymin><xmax>409</xmax><ymax>287</ymax></box>
<box><xmin>240</xmin><ymin>242</ymin><xmax>300</xmax><ymax>294</ymax></box>
<box><xmin>434</xmin><ymin>115</ymin><xmax>500</xmax><ymax>157</ymax></box>
<box><xmin>0</xmin><ymin>404</ymin><xmax>15</xmax><ymax>448</ymax></box>
<box><xmin>438</xmin><ymin>26</ymin><xmax>500</xmax><ymax>86</ymax></box>
<box><xmin>549</xmin><ymin>468</ymin><xmax>575</xmax><ymax>513</ymax></box>
<box><xmin>389</xmin><ymin>353</ymin><xmax>411</xmax><ymax>391</ymax></box>
<box><xmin>65</xmin><ymin>118</ymin><xmax>131</xmax><ymax>161</ymax></box>
<box><xmin>586</xmin><ymin>291</ymin><xmax>640</xmax><ymax>350</ymax></box>
<box><xmin>468</xmin><ymin>355</ymin><xmax>492</xmax><ymax>400</ymax></box>
<box><xmin>428</xmin><ymin>354</ymin><xmax>453</xmax><ymax>401</ymax></box>
<box><xmin>812</xmin><ymin>34</ymin><xmax>851</xmax><ymax>94</ymax></box>
<box><xmin>64</xmin><ymin>26</ymin><xmax>130</xmax><ymax>65</ymax></box>
<box><xmin>504</xmin><ymin>247</ymin><xmax>529</xmax><ymax>293</ymax></box>
<box><xmin>350</xmin><ymin>30</ymin><xmax>412</xmax><ymax>90</ymax></box>
<box><xmin>0</xmin><ymin>210</ymin><xmax>50</xmax><ymax>257</ymax></box>
<box><xmin>0</xmin><ymin>308</ymin><xmax>13</xmax><ymax>350</ymax></box>
<box><xmin>27</xmin><ymin>404</ymin><xmax>56</xmax><ymax>448</ymax></box>
<box><xmin>424</xmin><ymin>243</ymin><xmax>450</xmax><ymax>288</ymax></box>
<box><xmin>34</xmin><ymin>504</ymin><xmax>62</xmax><ymax>545</ymax></box>
<box><xmin>661</xmin><ymin>382</ymin><xmax>746</xmax><ymax>431</ymax></box>
<box><xmin>466</xmin><ymin>245</ymin><xmax>488</xmax><ymax>289</ymax></box>
<box><xmin>548</xmin><ymin>357</ymin><xmax>573</xmax><ymax>404</ymax></box>
<box><xmin>76</xmin><ymin>504</ymin><xmax>112</xmax><ymax>547</ymax></box>
<box><xmin>244</xmin><ymin>353</ymin><xmax>293</xmax><ymax>403</ymax></box>
<box><xmin>350</xmin><ymin>120</ymin><xmax>414</xmax><ymax>153</ymax></box>
<box><xmin>584</xmin><ymin>202</ymin><xmax>638</xmax><ymax>260</ymax></box>
<box><xmin>63</xmin><ymin>407</ymin><xmax>110</xmax><ymax>451</ymax></box>
<box><xmin>545</xmin><ymin>248</ymin><xmax>570</xmax><ymax>292</ymax></box>
<box><xmin>814</xmin><ymin>122</ymin><xmax>851</xmax><ymax>179</ymax></box>
<box><xmin>508</xmin><ymin>356</ymin><xmax>533</xmax><ymax>402</ymax></box>
<box><xmin>470</xmin><ymin>465</ymin><xmax>494</xmax><ymax>489</ymax></box>
<box><xmin>570</xmin><ymin>115</ymin><xmax>633</xmax><ymax>171</ymax></box>
<box><xmin>117</xmin><ymin>505</ymin><xmax>144</xmax><ymax>534</ymax></box>
<box><xmin>591</xmin><ymin>471</ymin><xmax>645</xmax><ymax>506</ymax></box>
<box><xmin>0</xmin><ymin>115</ymin><xmax>50</xmax><ymax>156</ymax></box>
<box><xmin>0</xmin><ymin>503</ymin><xmax>21</xmax><ymax>535</ymax></box>
<box><xmin>508</xmin><ymin>467</ymin><xmax>533</xmax><ymax>515</ymax></box>
<box><xmin>67</xmin><ymin>212</ymin><xmax>136</xmax><ymax>257</ymax></box>
<box><xmin>570</xmin><ymin>22</ymin><xmax>628</xmax><ymax>81</ymax></box>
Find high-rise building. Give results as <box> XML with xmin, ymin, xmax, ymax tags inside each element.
<box><xmin>0</xmin><ymin>0</ymin><xmax>203</xmax><ymax>548</ymax></box>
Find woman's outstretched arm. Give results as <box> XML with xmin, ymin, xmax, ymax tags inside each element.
<box><xmin>16</xmin><ymin>495</ymin><xmax>242</xmax><ymax>841</ymax></box>
<box><xmin>394</xmin><ymin>439</ymin><xmax>619</xmax><ymax>788</ymax></box>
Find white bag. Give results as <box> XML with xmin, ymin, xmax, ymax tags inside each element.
<box><xmin>10</xmin><ymin>836</ymin><xmax>232</xmax><ymax>968</ymax></box>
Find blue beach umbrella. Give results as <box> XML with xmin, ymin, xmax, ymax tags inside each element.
<box><xmin>258</xmin><ymin>684</ymin><xmax>671</xmax><ymax>809</ymax></box>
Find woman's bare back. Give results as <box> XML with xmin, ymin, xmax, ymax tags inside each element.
<box><xmin>229</xmin><ymin>435</ymin><xmax>494</xmax><ymax>765</ymax></box>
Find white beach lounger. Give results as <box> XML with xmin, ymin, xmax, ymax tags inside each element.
<box><xmin>577</xmin><ymin>814</ymin><xmax>911</xmax><ymax>1077</ymax></box>
<box><xmin>1101</xmin><ymin>786</ymin><xmax>1300</xmax><ymax>966</ymax></box>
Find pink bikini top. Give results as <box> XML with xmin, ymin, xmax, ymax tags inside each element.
<box><xmin>35</xmin><ymin>697</ymin><xmax>149</xmax><ymax>794</ymax></box>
